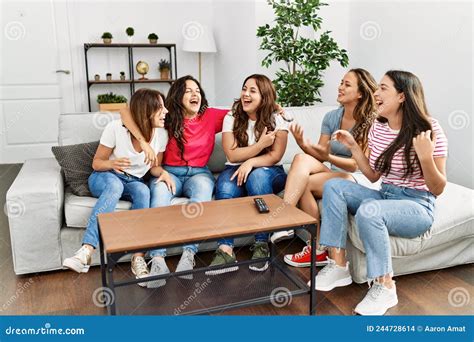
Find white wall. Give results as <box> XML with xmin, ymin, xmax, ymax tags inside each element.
<box><xmin>1</xmin><ymin>0</ymin><xmax>472</xmax><ymax>188</ymax></box>
<box><xmin>67</xmin><ymin>0</ymin><xmax>216</xmax><ymax>111</ymax></box>
<box><xmin>347</xmin><ymin>0</ymin><xmax>473</xmax><ymax>188</ymax></box>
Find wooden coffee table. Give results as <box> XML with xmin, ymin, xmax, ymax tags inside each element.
<box><xmin>98</xmin><ymin>194</ymin><xmax>318</xmax><ymax>315</ymax></box>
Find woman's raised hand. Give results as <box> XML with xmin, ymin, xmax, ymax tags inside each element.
<box><xmin>290</xmin><ymin>123</ymin><xmax>310</xmax><ymax>149</ymax></box>
<box><xmin>332</xmin><ymin>130</ymin><xmax>357</xmax><ymax>150</ymax></box>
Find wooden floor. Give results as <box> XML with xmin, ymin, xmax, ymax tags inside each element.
<box><xmin>0</xmin><ymin>164</ymin><xmax>472</xmax><ymax>315</ymax></box>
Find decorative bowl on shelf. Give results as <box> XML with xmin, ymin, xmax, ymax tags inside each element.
<box><xmin>136</xmin><ymin>61</ymin><xmax>149</xmax><ymax>80</ymax></box>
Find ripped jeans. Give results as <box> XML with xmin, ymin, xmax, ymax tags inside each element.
<box><xmin>319</xmin><ymin>178</ymin><xmax>435</xmax><ymax>280</ymax></box>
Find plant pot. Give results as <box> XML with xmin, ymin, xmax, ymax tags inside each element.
<box><xmin>106</xmin><ymin>74</ymin><xmax>112</xmax><ymax>81</ymax></box>
<box><xmin>103</xmin><ymin>38</ymin><xmax>112</xmax><ymax>44</ymax></box>
<box><xmin>94</xmin><ymin>75</ymin><xmax>100</xmax><ymax>81</ymax></box>
<box><xmin>160</xmin><ymin>68</ymin><xmax>170</xmax><ymax>80</ymax></box>
<box><xmin>127</xmin><ymin>36</ymin><xmax>133</xmax><ymax>44</ymax></box>
<box><xmin>120</xmin><ymin>75</ymin><xmax>126</xmax><ymax>80</ymax></box>
<box><xmin>99</xmin><ymin>103</ymin><xmax>127</xmax><ymax>112</ymax></box>
<box><xmin>149</xmin><ymin>39</ymin><xmax>158</xmax><ymax>44</ymax></box>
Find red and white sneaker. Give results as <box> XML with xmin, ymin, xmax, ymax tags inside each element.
<box><xmin>284</xmin><ymin>244</ymin><xmax>329</xmax><ymax>267</ymax></box>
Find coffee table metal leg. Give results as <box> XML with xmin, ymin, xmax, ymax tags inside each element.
<box><xmin>98</xmin><ymin>232</ymin><xmax>106</xmax><ymax>289</ymax></box>
<box><xmin>309</xmin><ymin>224</ymin><xmax>317</xmax><ymax>315</ymax></box>
<box><xmin>270</xmin><ymin>237</ymin><xmax>276</xmax><ymax>277</ymax></box>
<box><xmin>106</xmin><ymin>253</ymin><xmax>119</xmax><ymax>315</ymax></box>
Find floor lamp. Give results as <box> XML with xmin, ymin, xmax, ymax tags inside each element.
<box><xmin>182</xmin><ymin>24</ymin><xmax>217</xmax><ymax>84</ymax></box>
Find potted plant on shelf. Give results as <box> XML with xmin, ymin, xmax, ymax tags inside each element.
<box><xmin>148</xmin><ymin>33</ymin><xmax>159</xmax><ymax>44</ymax></box>
<box><xmin>106</xmin><ymin>73</ymin><xmax>112</xmax><ymax>81</ymax></box>
<box><xmin>158</xmin><ymin>59</ymin><xmax>171</xmax><ymax>80</ymax></box>
<box><xmin>94</xmin><ymin>74</ymin><xmax>100</xmax><ymax>81</ymax></box>
<box><xmin>126</xmin><ymin>27</ymin><xmax>134</xmax><ymax>43</ymax></box>
<box><xmin>120</xmin><ymin>71</ymin><xmax>126</xmax><ymax>80</ymax></box>
<box><xmin>101</xmin><ymin>32</ymin><xmax>113</xmax><ymax>44</ymax></box>
<box><xmin>97</xmin><ymin>92</ymin><xmax>127</xmax><ymax>112</ymax></box>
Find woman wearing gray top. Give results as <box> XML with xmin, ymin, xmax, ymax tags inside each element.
<box><xmin>275</xmin><ymin>69</ymin><xmax>378</xmax><ymax>268</ymax></box>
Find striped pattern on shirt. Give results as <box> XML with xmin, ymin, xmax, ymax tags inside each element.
<box><xmin>368</xmin><ymin>118</ymin><xmax>448</xmax><ymax>191</ymax></box>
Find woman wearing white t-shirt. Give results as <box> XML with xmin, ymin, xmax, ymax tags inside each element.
<box><xmin>63</xmin><ymin>89</ymin><xmax>174</xmax><ymax>287</ymax></box>
<box><xmin>206</xmin><ymin>74</ymin><xmax>289</xmax><ymax>274</ymax></box>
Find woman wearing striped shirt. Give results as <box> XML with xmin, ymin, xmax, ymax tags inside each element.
<box><xmin>313</xmin><ymin>70</ymin><xmax>448</xmax><ymax>315</ymax></box>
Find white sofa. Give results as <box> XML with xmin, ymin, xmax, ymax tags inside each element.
<box><xmin>6</xmin><ymin>106</ymin><xmax>474</xmax><ymax>282</ymax></box>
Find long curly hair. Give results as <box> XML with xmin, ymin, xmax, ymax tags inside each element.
<box><xmin>165</xmin><ymin>75</ymin><xmax>209</xmax><ymax>163</ymax></box>
<box><xmin>232</xmin><ymin>74</ymin><xmax>278</xmax><ymax>151</ymax></box>
<box><xmin>129</xmin><ymin>88</ymin><xmax>165</xmax><ymax>142</ymax></box>
<box><xmin>374</xmin><ymin>70</ymin><xmax>433</xmax><ymax>178</ymax></box>
<box><xmin>348</xmin><ymin>68</ymin><xmax>378</xmax><ymax>152</ymax></box>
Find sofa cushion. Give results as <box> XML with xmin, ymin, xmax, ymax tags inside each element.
<box><xmin>347</xmin><ymin>182</ymin><xmax>474</xmax><ymax>257</ymax></box>
<box><xmin>59</xmin><ymin>112</ymin><xmax>120</xmax><ymax>145</ymax></box>
<box><xmin>52</xmin><ymin>141</ymin><xmax>99</xmax><ymax>196</ymax></box>
<box><xmin>64</xmin><ymin>189</ymin><xmax>132</xmax><ymax>228</ymax></box>
<box><xmin>64</xmin><ymin>188</ymin><xmax>191</xmax><ymax>228</ymax></box>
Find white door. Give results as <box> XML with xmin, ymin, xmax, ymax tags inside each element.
<box><xmin>0</xmin><ymin>0</ymin><xmax>76</xmax><ymax>163</ymax></box>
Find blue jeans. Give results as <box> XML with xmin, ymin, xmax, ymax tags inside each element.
<box><xmin>319</xmin><ymin>178</ymin><xmax>435</xmax><ymax>280</ymax></box>
<box><xmin>148</xmin><ymin>165</ymin><xmax>215</xmax><ymax>257</ymax></box>
<box><xmin>82</xmin><ymin>171</ymin><xmax>150</xmax><ymax>248</ymax></box>
<box><xmin>215</xmin><ymin>165</ymin><xmax>287</xmax><ymax>247</ymax></box>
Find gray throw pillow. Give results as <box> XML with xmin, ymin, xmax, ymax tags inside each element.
<box><xmin>51</xmin><ymin>141</ymin><xmax>100</xmax><ymax>196</ymax></box>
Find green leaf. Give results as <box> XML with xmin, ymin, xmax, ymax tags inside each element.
<box><xmin>257</xmin><ymin>0</ymin><xmax>349</xmax><ymax>106</ymax></box>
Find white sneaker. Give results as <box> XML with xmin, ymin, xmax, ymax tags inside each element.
<box><xmin>270</xmin><ymin>230</ymin><xmax>294</xmax><ymax>244</ymax></box>
<box><xmin>63</xmin><ymin>245</ymin><xmax>92</xmax><ymax>273</ymax></box>
<box><xmin>131</xmin><ymin>255</ymin><xmax>150</xmax><ymax>287</ymax></box>
<box><xmin>147</xmin><ymin>257</ymin><xmax>170</xmax><ymax>288</ymax></box>
<box><xmin>354</xmin><ymin>281</ymin><xmax>398</xmax><ymax>315</ymax></box>
<box><xmin>176</xmin><ymin>249</ymin><xmax>196</xmax><ymax>280</ymax></box>
<box><xmin>308</xmin><ymin>258</ymin><xmax>352</xmax><ymax>291</ymax></box>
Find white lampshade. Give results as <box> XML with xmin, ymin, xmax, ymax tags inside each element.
<box><xmin>182</xmin><ymin>23</ymin><xmax>217</xmax><ymax>53</ymax></box>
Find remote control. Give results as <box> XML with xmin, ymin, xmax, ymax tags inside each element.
<box><xmin>254</xmin><ymin>197</ymin><xmax>270</xmax><ymax>213</ymax></box>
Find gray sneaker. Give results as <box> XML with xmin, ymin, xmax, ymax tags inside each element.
<box><xmin>175</xmin><ymin>249</ymin><xmax>196</xmax><ymax>280</ymax></box>
<box><xmin>147</xmin><ymin>257</ymin><xmax>170</xmax><ymax>288</ymax></box>
<box><xmin>354</xmin><ymin>281</ymin><xmax>398</xmax><ymax>315</ymax></box>
<box><xmin>308</xmin><ymin>258</ymin><xmax>352</xmax><ymax>291</ymax></box>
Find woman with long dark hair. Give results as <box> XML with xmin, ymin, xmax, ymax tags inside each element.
<box><xmin>64</xmin><ymin>89</ymin><xmax>172</xmax><ymax>288</ymax></box>
<box><xmin>314</xmin><ymin>70</ymin><xmax>448</xmax><ymax>315</ymax></box>
<box><xmin>280</xmin><ymin>69</ymin><xmax>378</xmax><ymax>268</ymax></box>
<box><xmin>120</xmin><ymin>76</ymin><xmax>228</xmax><ymax>287</ymax></box>
<box><xmin>206</xmin><ymin>74</ymin><xmax>288</xmax><ymax>274</ymax></box>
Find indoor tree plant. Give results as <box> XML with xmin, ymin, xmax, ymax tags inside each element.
<box><xmin>97</xmin><ymin>92</ymin><xmax>127</xmax><ymax>112</ymax></box>
<box><xmin>126</xmin><ymin>27</ymin><xmax>134</xmax><ymax>43</ymax></box>
<box><xmin>148</xmin><ymin>33</ymin><xmax>159</xmax><ymax>44</ymax></box>
<box><xmin>159</xmin><ymin>59</ymin><xmax>171</xmax><ymax>80</ymax></box>
<box><xmin>257</xmin><ymin>0</ymin><xmax>349</xmax><ymax>106</ymax></box>
<box><xmin>101</xmin><ymin>32</ymin><xmax>113</xmax><ymax>44</ymax></box>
